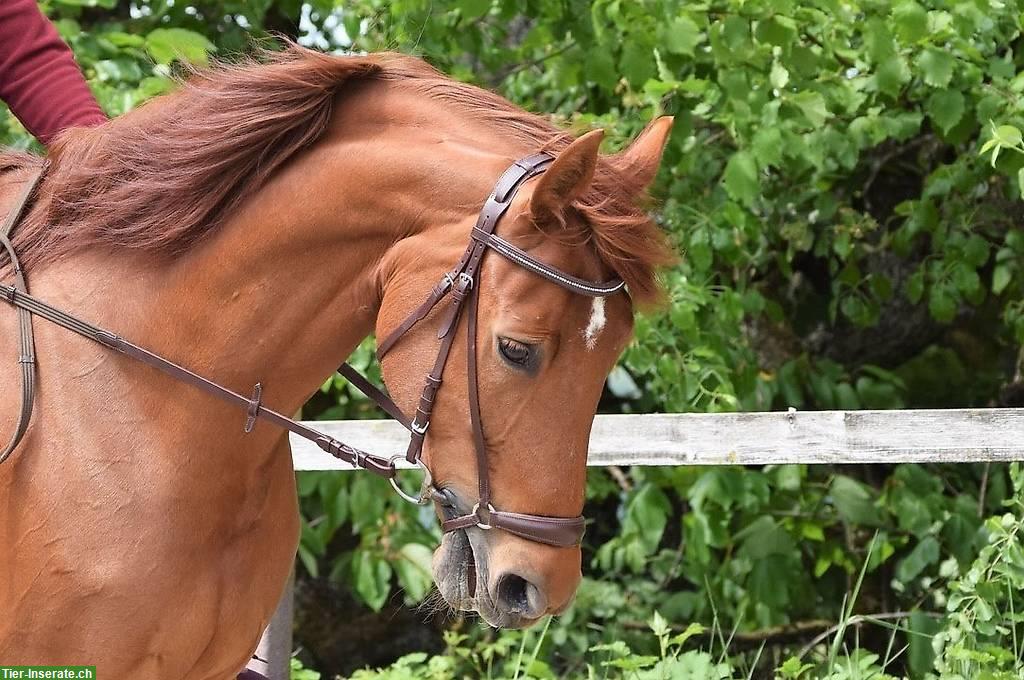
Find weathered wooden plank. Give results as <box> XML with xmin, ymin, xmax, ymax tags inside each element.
<box><xmin>290</xmin><ymin>409</ymin><xmax>1024</xmax><ymax>470</ymax></box>
<box><xmin>267</xmin><ymin>408</ymin><xmax>1024</xmax><ymax>667</ymax></box>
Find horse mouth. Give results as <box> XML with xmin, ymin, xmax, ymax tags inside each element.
<box><xmin>430</xmin><ymin>490</ymin><xmax>541</xmax><ymax>628</ymax></box>
<box><xmin>433</xmin><ymin>526</ymin><xmax>539</xmax><ymax>629</ymax></box>
<box><xmin>434</xmin><ymin>527</ymin><xmax>486</xmax><ymax>613</ymax></box>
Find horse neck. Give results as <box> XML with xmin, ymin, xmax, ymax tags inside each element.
<box><xmin>25</xmin><ymin>82</ymin><xmax>523</xmax><ymax>454</ymax></box>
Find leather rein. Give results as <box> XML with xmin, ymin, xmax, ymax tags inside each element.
<box><xmin>0</xmin><ymin>153</ymin><xmax>625</xmax><ymax>548</ymax></box>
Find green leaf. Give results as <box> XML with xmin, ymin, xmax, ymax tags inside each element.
<box><xmin>721</xmin><ymin>16</ymin><xmax>750</xmax><ymax>51</ymax></box>
<box><xmin>748</xmin><ymin>554</ymin><xmax>792</xmax><ymax>609</ymax></box>
<box><xmin>778</xmin><ymin>656</ymin><xmax>815</xmax><ymax>679</ymax></box>
<box><xmin>456</xmin><ymin>0</ymin><xmax>491</xmax><ymax>19</ymax></box>
<box><xmin>926</xmin><ymin>90</ymin><xmax>965</xmax><ymax>133</ymax></box>
<box><xmin>907</xmin><ymin>610</ymin><xmax>942</xmax><ymax>676</ymax></box>
<box><xmin>755</xmin><ymin>16</ymin><xmax>797</xmax><ymax>46</ymax></box>
<box><xmin>770</xmin><ymin>61</ymin><xmax>790</xmax><ymax>90</ymax></box>
<box><xmin>875</xmin><ymin>56</ymin><xmax>910</xmax><ymax>97</ymax></box>
<box><xmin>895</xmin><ymin>536</ymin><xmax>940</xmax><ymax>582</ymax></box>
<box><xmin>146</xmin><ymin>28</ymin><xmax>215</xmax><ymax>66</ymax></box>
<box><xmin>648</xmin><ymin>610</ymin><xmax>670</xmax><ymax>637</ymax></box>
<box><xmin>831</xmin><ymin>475</ymin><xmax>884</xmax><ymax>526</ymax></box>
<box><xmin>393</xmin><ymin>543</ymin><xmax>434</xmax><ymax>603</ymax></box>
<box><xmin>662</xmin><ymin>16</ymin><xmax>701</xmax><ymax>56</ymax></box>
<box><xmin>668</xmin><ymin>623</ymin><xmax>705</xmax><ymax>647</ymax></box>
<box><xmin>584</xmin><ymin>49</ymin><xmax>617</xmax><ymax>90</ymax></box>
<box><xmin>893</xmin><ymin>1</ymin><xmax>928</xmax><ymax>43</ymax></box>
<box><xmin>103</xmin><ymin>31</ymin><xmax>146</xmax><ymax>48</ymax></box>
<box><xmin>918</xmin><ymin>48</ymin><xmax>955</xmax><ymax>88</ymax></box>
<box><xmin>963</xmin><ymin>234</ymin><xmax>990</xmax><ymax>267</ymax></box>
<box><xmin>722</xmin><ymin>151</ymin><xmax>760</xmax><ymax>206</ymax></box>
<box><xmin>752</xmin><ymin>127</ymin><xmax>783</xmax><ymax>167</ymax></box>
<box><xmin>906</xmin><ymin>270</ymin><xmax>925</xmax><ymax>303</ymax></box>
<box><xmin>864</xmin><ymin>19</ymin><xmax>896</xmax><ymax>62</ymax></box>
<box><xmin>952</xmin><ymin>266</ymin><xmax>982</xmax><ymax>299</ymax></box>
<box><xmin>623</xmin><ymin>484</ymin><xmax>671</xmax><ymax>555</ymax></box>
<box><xmin>928</xmin><ymin>285</ymin><xmax>957</xmax><ymax>322</ymax></box>
<box><xmin>790</xmin><ymin>91</ymin><xmax>830</xmax><ymax>127</ymax></box>
<box><xmin>737</xmin><ymin>516</ymin><xmax>796</xmax><ymax>559</ymax></box>
<box><xmin>993</xmin><ymin>264</ymin><xmax>1013</xmax><ymax>294</ymax></box>
<box><xmin>296</xmin><ymin>472</ymin><xmax>320</xmax><ymax>497</ymax></box>
<box><xmin>297</xmin><ymin>544</ymin><xmax>319</xmax><ymax>579</ymax></box>
<box><xmin>353</xmin><ymin>551</ymin><xmax>393</xmax><ymax>611</ymax></box>
<box><xmin>993</xmin><ymin>124</ymin><xmax>1023</xmax><ymax>147</ymax></box>
<box><xmin>802</xmin><ymin>523</ymin><xmax>825</xmax><ymax>541</ymax></box>
<box><xmin>620</xmin><ymin>42</ymin><xmax>655</xmax><ymax>86</ymax></box>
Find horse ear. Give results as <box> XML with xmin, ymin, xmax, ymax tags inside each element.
<box><xmin>530</xmin><ymin>129</ymin><xmax>604</xmax><ymax>221</ymax></box>
<box><xmin>615</xmin><ymin>116</ymin><xmax>674</xmax><ymax>191</ymax></box>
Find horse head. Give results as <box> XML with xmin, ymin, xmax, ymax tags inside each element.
<box><xmin>375</xmin><ymin>119</ymin><xmax>675</xmax><ymax>627</ymax></box>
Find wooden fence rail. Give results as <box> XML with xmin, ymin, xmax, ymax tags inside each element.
<box><xmin>253</xmin><ymin>408</ymin><xmax>1024</xmax><ymax>678</ymax></box>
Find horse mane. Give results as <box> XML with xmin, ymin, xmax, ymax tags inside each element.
<box><xmin>1</xmin><ymin>44</ymin><xmax>672</xmax><ymax>304</ymax></box>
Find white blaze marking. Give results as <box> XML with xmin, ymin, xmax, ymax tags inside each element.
<box><xmin>583</xmin><ymin>297</ymin><xmax>606</xmax><ymax>350</ymax></box>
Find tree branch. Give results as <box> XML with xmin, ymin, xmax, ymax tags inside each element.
<box><xmin>797</xmin><ymin>610</ymin><xmax>943</xmax><ymax>658</ymax></box>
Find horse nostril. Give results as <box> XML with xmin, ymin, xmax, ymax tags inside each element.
<box><xmin>494</xmin><ymin>572</ymin><xmax>547</xmax><ymax>618</ymax></box>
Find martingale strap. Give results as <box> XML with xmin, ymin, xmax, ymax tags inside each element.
<box><xmin>0</xmin><ymin>280</ymin><xmax>399</xmax><ymax>477</ymax></box>
<box><xmin>0</xmin><ymin>152</ymin><xmax>624</xmax><ymax>550</ymax></box>
<box><xmin>0</xmin><ymin>166</ymin><xmax>44</xmax><ymax>465</ymax></box>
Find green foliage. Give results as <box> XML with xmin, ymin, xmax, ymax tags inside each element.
<box><xmin>291</xmin><ymin>657</ymin><xmax>322</xmax><ymax>680</ymax></box>
<box><xmin>930</xmin><ymin>464</ymin><xmax>1024</xmax><ymax>679</ymax></box>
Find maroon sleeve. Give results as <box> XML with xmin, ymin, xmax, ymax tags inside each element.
<box><xmin>0</xmin><ymin>0</ymin><xmax>107</xmax><ymax>146</ymax></box>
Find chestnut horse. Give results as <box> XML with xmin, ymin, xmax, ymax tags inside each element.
<box><xmin>0</xmin><ymin>46</ymin><xmax>673</xmax><ymax>677</ymax></box>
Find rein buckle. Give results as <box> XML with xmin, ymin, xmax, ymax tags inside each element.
<box><xmin>244</xmin><ymin>382</ymin><xmax>262</xmax><ymax>433</ymax></box>
<box><xmin>410</xmin><ymin>417</ymin><xmax>430</xmax><ymax>436</ymax></box>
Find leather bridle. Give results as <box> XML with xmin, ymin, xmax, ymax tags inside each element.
<box><xmin>0</xmin><ymin>152</ymin><xmax>625</xmax><ymax>548</ymax></box>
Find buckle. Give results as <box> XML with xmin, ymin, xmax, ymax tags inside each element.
<box><xmin>0</xmin><ymin>284</ymin><xmax>14</xmax><ymax>302</ymax></box>
<box><xmin>472</xmin><ymin>502</ymin><xmax>496</xmax><ymax>530</ymax></box>
<box><xmin>410</xmin><ymin>417</ymin><xmax>430</xmax><ymax>436</ymax></box>
<box><xmin>244</xmin><ymin>382</ymin><xmax>262</xmax><ymax>433</ymax></box>
<box><xmin>457</xmin><ymin>272</ymin><xmax>474</xmax><ymax>291</ymax></box>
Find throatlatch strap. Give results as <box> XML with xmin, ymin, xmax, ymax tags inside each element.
<box><xmin>0</xmin><ymin>165</ymin><xmax>45</xmax><ymax>465</ymax></box>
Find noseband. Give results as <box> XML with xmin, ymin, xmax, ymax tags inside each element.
<box><xmin>0</xmin><ymin>153</ymin><xmax>624</xmax><ymax>549</ymax></box>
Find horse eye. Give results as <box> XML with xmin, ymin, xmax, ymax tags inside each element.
<box><xmin>497</xmin><ymin>337</ymin><xmax>533</xmax><ymax>366</ymax></box>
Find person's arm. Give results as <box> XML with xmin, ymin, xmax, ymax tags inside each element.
<box><xmin>0</xmin><ymin>0</ymin><xmax>107</xmax><ymax>145</ymax></box>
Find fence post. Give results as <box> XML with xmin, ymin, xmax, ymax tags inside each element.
<box><xmin>255</xmin><ymin>567</ymin><xmax>294</xmax><ymax>680</ymax></box>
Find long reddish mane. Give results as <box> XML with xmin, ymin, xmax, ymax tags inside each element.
<box><xmin>1</xmin><ymin>45</ymin><xmax>672</xmax><ymax>302</ymax></box>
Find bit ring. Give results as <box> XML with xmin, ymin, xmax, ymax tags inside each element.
<box><xmin>388</xmin><ymin>456</ymin><xmax>433</xmax><ymax>505</ymax></box>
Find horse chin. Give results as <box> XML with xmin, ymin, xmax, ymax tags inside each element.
<box><xmin>433</xmin><ymin>528</ymin><xmax>539</xmax><ymax>629</ymax></box>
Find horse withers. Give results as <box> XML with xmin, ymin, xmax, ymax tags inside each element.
<box><xmin>0</xmin><ymin>46</ymin><xmax>674</xmax><ymax>678</ymax></box>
